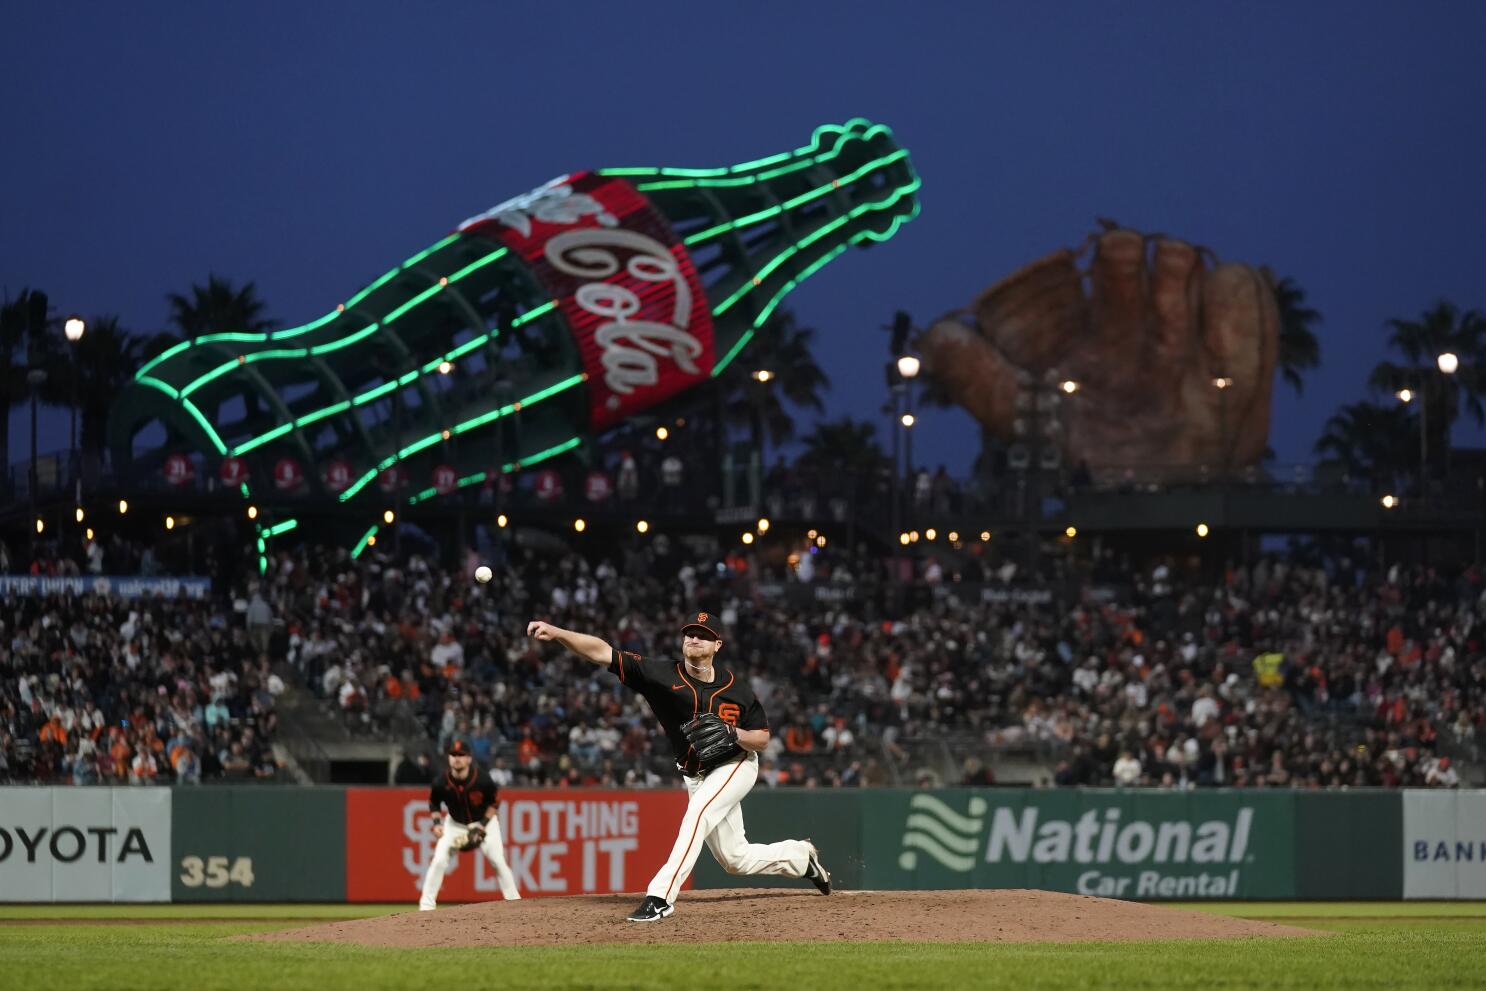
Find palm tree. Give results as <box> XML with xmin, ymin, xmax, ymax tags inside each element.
<box><xmin>165</xmin><ymin>274</ymin><xmax>276</xmax><ymax>340</ymax></box>
<box><xmin>1367</xmin><ymin>300</ymin><xmax>1486</xmax><ymax>476</ymax></box>
<box><xmin>163</xmin><ymin>275</ymin><xmax>277</xmax><ymax>418</ymax></box>
<box><xmin>1314</xmin><ymin>401</ymin><xmax>1415</xmax><ymax>487</ymax></box>
<box><xmin>796</xmin><ymin>417</ymin><xmax>890</xmax><ymax>515</ymax></box>
<box><xmin>721</xmin><ymin>308</ymin><xmax>830</xmax><ymax>463</ymax></box>
<box><xmin>1267</xmin><ymin>273</ymin><xmax>1322</xmax><ymax>396</ymax></box>
<box><xmin>0</xmin><ymin>289</ymin><xmax>69</xmax><ymax>489</ymax></box>
<box><xmin>797</xmin><ymin>417</ymin><xmax>888</xmax><ymax>479</ymax></box>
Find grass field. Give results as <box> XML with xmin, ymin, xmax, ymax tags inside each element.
<box><xmin>2</xmin><ymin>902</ymin><xmax>1484</xmax><ymax>990</ymax></box>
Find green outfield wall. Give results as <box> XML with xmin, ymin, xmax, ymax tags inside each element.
<box><xmin>170</xmin><ymin>788</ymin><xmax>346</xmax><ymax>902</ymax></box>
<box><xmin>1</xmin><ymin>786</ymin><xmax>1477</xmax><ymax>902</ymax></box>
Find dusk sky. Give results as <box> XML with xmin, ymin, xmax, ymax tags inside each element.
<box><xmin>5</xmin><ymin>2</ymin><xmax>1484</xmax><ymax>474</ymax></box>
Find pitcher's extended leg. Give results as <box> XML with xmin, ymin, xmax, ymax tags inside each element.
<box><xmin>704</xmin><ymin>800</ymin><xmax>812</xmax><ymax>877</ymax></box>
<box><xmin>646</xmin><ymin>757</ymin><xmax>756</xmax><ymax>905</ymax></box>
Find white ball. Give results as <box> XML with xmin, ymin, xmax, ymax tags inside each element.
<box><xmin>474</xmin><ymin>565</ymin><xmax>493</xmax><ymax>584</ymax></box>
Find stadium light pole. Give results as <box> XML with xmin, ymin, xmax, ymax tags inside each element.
<box><xmin>1395</xmin><ymin>354</ymin><xmax>1459</xmax><ymax>497</ymax></box>
<box><xmin>897</xmin><ymin>353</ymin><xmax>919</xmax><ymax>517</ymax></box>
<box><xmin>393</xmin><ymin>384</ymin><xmax>404</xmax><ymax>558</ymax></box>
<box><xmin>25</xmin><ymin>292</ymin><xmax>49</xmax><ymax>555</ymax></box>
<box><xmin>1397</xmin><ymin>384</ymin><xmax>1428</xmax><ymax>497</ymax></box>
<box><xmin>64</xmin><ymin>316</ymin><xmax>86</xmax><ymax>504</ymax></box>
<box><xmin>1437</xmin><ymin>352</ymin><xmax>1459</xmax><ymax>483</ymax></box>
<box><xmin>886</xmin><ymin>361</ymin><xmax>902</xmax><ymax>541</ymax></box>
<box><xmin>27</xmin><ymin>368</ymin><xmax>47</xmax><ymax>553</ymax></box>
<box><xmin>1212</xmin><ymin>376</ymin><xmax>1233</xmax><ymax>483</ymax></box>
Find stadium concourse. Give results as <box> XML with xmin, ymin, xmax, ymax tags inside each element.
<box><xmin>3</xmin><ymin>534</ymin><xmax>1482</xmax><ymax>790</ymax></box>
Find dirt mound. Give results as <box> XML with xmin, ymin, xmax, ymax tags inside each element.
<box><xmin>243</xmin><ymin>889</ymin><xmax>1321</xmax><ymax>947</ymax></box>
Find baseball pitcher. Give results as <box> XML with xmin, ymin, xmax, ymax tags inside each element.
<box><xmin>418</xmin><ymin>739</ymin><xmax>521</xmax><ymax>910</ymax></box>
<box><xmin>526</xmin><ymin>611</ymin><xmax>830</xmax><ymax>922</ymax></box>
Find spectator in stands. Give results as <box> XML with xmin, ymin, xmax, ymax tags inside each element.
<box><xmin>960</xmin><ymin>757</ymin><xmax>994</xmax><ymax>787</ymax></box>
<box><xmin>783</xmin><ymin>717</ymin><xmax>815</xmax><ymax>754</ymax></box>
<box><xmin>1425</xmin><ymin>756</ymin><xmax>1459</xmax><ymax>788</ymax></box>
<box><xmin>431</xmin><ymin>630</ymin><xmax>464</xmax><ymax>671</ymax></box>
<box><xmin>1112</xmin><ymin>750</ymin><xmax>1142</xmax><ymax>786</ymax></box>
<box><xmin>246</xmin><ymin>587</ymin><xmax>273</xmax><ymax>653</ymax></box>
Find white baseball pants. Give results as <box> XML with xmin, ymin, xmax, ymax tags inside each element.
<box><xmin>418</xmin><ymin>815</ymin><xmax>520</xmax><ymax>909</ymax></box>
<box><xmin>646</xmin><ymin>752</ymin><xmax>813</xmax><ymax>905</ymax></box>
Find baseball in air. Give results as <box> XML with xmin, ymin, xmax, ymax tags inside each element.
<box><xmin>474</xmin><ymin>565</ymin><xmax>493</xmax><ymax>583</ymax></box>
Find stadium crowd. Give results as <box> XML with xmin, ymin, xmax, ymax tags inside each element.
<box><xmin>278</xmin><ymin>533</ymin><xmax>1483</xmax><ymax>791</ymax></box>
<box><xmin>1</xmin><ymin>551</ymin><xmax>287</xmax><ymax>784</ymax></box>
<box><xmin>5</xmin><ymin>528</ymin><xmax>1482</xmax><ymax>791</ymax></box>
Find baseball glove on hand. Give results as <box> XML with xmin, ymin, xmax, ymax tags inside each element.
<box><xmin>458</xmin><ymin>824</ymin><xmax>487</xmax><ymax>851</ymax></box>
<box><xmin>683</xmin><ymin>713</ymin><xmax>741</xmax><ymax>773</ymax></box>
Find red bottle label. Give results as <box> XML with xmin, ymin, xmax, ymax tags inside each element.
<box><xmin>459</xmin><ymin>172</ymin><xmax>715</xmax><ymax>430</ymax></box>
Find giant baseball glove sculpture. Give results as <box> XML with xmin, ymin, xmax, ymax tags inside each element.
<box><xmin>918</xmin><ymin>223</ymin><xmax>1279</xmax><ymax>473</ymax></box>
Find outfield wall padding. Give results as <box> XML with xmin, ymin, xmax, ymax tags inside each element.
<box><xmin>171</xmin><ymin>787</ymin><xmax>345</xmax><ymax>902</ymax></box>
<box><xmin>1294</xmin><ymin>791</ymin><xmax>1401</xmax><ymax>899</ymax></box>
<box><xmin>4</xmin><ymin>785</ymin><xmax>1481</xmax><ymax>902</ymax></box>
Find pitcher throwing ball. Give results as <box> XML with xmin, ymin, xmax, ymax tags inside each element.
<box><xmin>526</xmin><ymin>612</ymin><xmax>830</xmax><ymax>922</ymax></box>
<box><xmin>418</xmin><ymin>739</ymin><xmax>521</xmax><ymax>910</ymax></box>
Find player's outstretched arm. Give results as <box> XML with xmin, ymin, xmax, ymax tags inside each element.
<box><xmin>526</xmin><ymin>620</ymin><xmax>612</xmax><ymax>666</ymax></box>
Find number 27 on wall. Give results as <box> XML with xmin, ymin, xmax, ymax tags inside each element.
<box><xmin>179</xmin><ymin>855</ymin><xmax>255</xmax><ymax>888</ymax></box>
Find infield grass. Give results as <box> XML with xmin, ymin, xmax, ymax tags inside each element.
<box><xmin>1</xmin><ymin>902</ymin><xmax>1483</xmax><ymax>990</ymax></box>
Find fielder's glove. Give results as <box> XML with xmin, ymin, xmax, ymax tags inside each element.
<box><xmin>683</xmin><ymin>713</ymin><xmax>741</xmax><ymax>773</ymax></box>
<box><xmin>458</xmin><ymin>824</ymin><xmax>487</xmax><ymax>851</ymax></box>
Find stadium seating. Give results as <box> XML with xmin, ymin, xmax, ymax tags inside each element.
<box><xmin>5</xmin><ymin>539</ymin><xmax>1480</xmax><ymax>790</ymax></box>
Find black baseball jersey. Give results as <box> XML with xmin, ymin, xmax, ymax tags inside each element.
<box><xmin>428</xmin><ymin>766</ymin><xmax>500</xmax><ymax>825</ymax></box>
<box><xmin>609</xmin><ymin>648</ymin><xmax>767</xmax><ymax>776</ymax></box>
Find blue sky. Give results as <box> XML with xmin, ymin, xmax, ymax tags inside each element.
<box><xmin>5</xmin><ymin>2</ymin><xmax>1484</xmax><ymax>473</ymax></box>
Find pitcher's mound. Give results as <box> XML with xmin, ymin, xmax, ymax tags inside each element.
<box><xmin>245</xmin><ymin>889</ymin><xmax>1321</xmax><ymax>947</ymax></box>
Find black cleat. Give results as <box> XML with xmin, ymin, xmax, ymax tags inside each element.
<box><xmin>625</xmin><ymin>895</ymin><xmax>674</xmax><ymax>922</ymax></box>
<box><xmin>804</xmin><ymin>843</ymin><xmax>832</xmax><ymax>895</ymax></box>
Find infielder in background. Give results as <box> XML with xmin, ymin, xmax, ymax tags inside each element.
<box><xmin>527</xmin><ymin>612</ymin><xmax>830</xmax><ymax>922</ymax></box>
<box><xmin>418</xmin><ymin>739</ymin><xmax>521</xmax><ymax>910</ymax></box>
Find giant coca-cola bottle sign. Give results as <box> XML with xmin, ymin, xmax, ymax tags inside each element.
<box><xmin>459</xmin><ymin>173</ymin><xmax>715</xmax><ymax>430</ymax></box>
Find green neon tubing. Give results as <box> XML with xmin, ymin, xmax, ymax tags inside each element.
<box><xmin>446</xmin><ymin>247</ymin><xmax>509</xmax><ymax>283</ymax></box>
<box><xmin>633</xmin><ymin>123</ymin><xmax>891</xmax><ymax>193</ymax></box>
<box><xmin>450</xmin><ymin>373</ymin><xmax>584</xmax><ymax>436</ymax></box>
<box><xmin>234</xmin><ymin>422</ymin><xmax>295</xmax><ymax>454</ymax></box>
<box><xmin>136</xmin><ymin>375</ymin><xmax>180</xmax><ymax>400</ymax></box>
<box><xmin>342</xmin><ymin>269</ymin><xmax>400</xmax><ymax>312</ymax></box>
<box><xmin>598</xmin><ymin>118</ymin><xmax>877</xmax><ymax>180</ymax></box>
<box><xmin>710</xmin><ymin>187</ymin><xmax>918</xmax><ymax>378</ymax></box>
<box><xmin>715</xmin><ymin>244</ymin><xmax>849</xmax><ymax>377</ymax></box>
<box><xmin>136</xmin><ymin>234</ymin><xmax>463</xmax><ymax>384</ymax></box>
<box><xmin>238</xmin><ymin>300</ymin><xmax>560</xmax><ymax>454</ymax></box>
<box><xmin>381</xmin><ymin>284</ymin><xmax>444</xmax><ymax>325</ymax></box>
<box><xmin>516</xmin><ymin>436</ymin><xmax>582</xmax><ymax>468</ymax></box>
<box><xmin>182</xmin><ymin>245</ymin><xmax>512</xmax><ymax>397</ymax></box>
<box><xmin>264</xmin><ymin>519</ymin><xmax>299</xmax><ymax>538</ymax></box>
<box><xmin>400</xmin><ymin>234</ymin><xmax>462</xmax><ymax>271</ymax></box>
<box><xmin>137</xmin><ymin>376</ymin><xmax>229</xmax><ymax>455</ymax></box>
<box><xmin>685</xmin><ymin>149</ymin><xmax>909</xmax><ymax>247</ymax></box>
<box><xmin>408</xmin><ymin>436</ymin><xmax>583</xmax><ymax>506</ymax></box>
<box><xmin>712</xmin><ymin>176</ymin><xmax>920</xmax><ymax>319</ymax></box>
<box><xmin>350</xmin><ymin>525</ymin><xmax>379</xmax><ymax>559</ymax></box>
<box><xmin>134</xmin><ymin>341</ymin><xmax>193</xmax><ymax>380</ymax></box>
